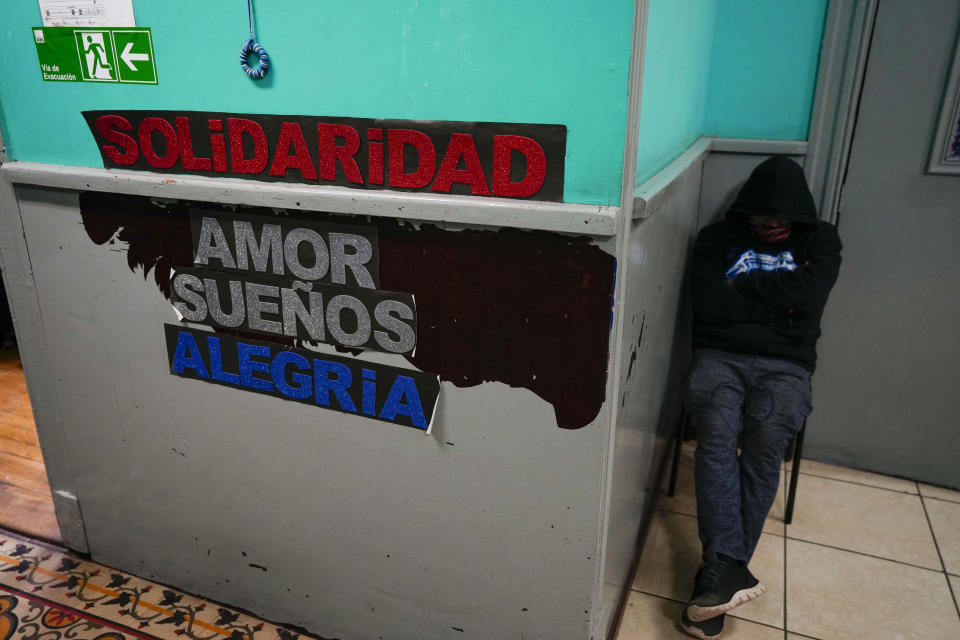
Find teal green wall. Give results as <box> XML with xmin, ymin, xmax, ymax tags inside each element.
<box><xmin>636</xmin><ymin>0</ymin><xmax>827</xmax><ymax>186</ymax></box>
<box><xmin>703</xmin><ymin>0</ymin><xmax>828</xmax><ymax>140</ymax></box>
<box><xmin>0</xmin><ymin>1</ymin><xmax>634</xmax><ymax>205</ymax></box>
<box><xmin>635</xmin><ymin>0</ymin><xmax>717</xmax><ymax>185</ymax></box>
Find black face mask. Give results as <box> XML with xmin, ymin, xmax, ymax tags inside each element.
<box><xmin>747</xmin><ymin>216</ymin><xmax>792</xmax><ymax>243</ymax></box>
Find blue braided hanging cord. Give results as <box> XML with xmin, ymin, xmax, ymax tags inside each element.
<box><xmin>240</xmin><ymin>0</ymin><xmax>269</xmax><ymax>79</ymax></box>
<box><xmin>241</xmin><ymin>38</ymin><xmax>269</xmax><ymax>79</ymax></box>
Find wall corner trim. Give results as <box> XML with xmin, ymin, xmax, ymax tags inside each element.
<box><xmin>51</xmin><ymin>489</ymin><xmax>89</xmax><ymax>553</ymax></box>
<box><xmin>0</xmin><ymin>162</ymin><xmax>619</xmax><ymax>237</ymax></box>
<box><xmin>634</xmin><ymin>136</ymin><xmax>712</xmax><ymax>219</ymax></box>
<box><xmin>805</xmin><ymin>0</ymin><xmax>878</xmax><ymax>225</ymax></box>
<box><xmin>708</xmin><ymin>137</ymin><xmax>807</xmax><ymax>155</ymax></box>
<box><xmin>598</xmin><ymin>0</ymin><xmax>651</xmax><ymax>636</ymax></box>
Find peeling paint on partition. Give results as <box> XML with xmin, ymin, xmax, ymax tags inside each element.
<box><xmin>78</xmin><ymin>191</ymin><xmax>615</xmax><ymax>429</ymax></box>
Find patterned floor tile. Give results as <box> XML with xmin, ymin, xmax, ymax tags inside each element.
<box><xmin>0</xmin><ymin>532</ymin><xmax>312</xmax><ymax>640</ymax></box>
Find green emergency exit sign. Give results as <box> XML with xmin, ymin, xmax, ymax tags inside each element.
<box><xmin>33</xmin><ymin>27</ymin><xmax>157</xmax><ymax>84</ymax></box>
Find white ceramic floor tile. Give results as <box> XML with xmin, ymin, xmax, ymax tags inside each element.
<box><xmin>786</xmin><ymin>539</ymin><xmax>960</xmax><ymax>640</ymax></box>
<box><xmin>920</xmin><ymin>483</ymin><xmax>960</xmax><ymax>504</ymax></box>
<box><xmin>925</xmin><ymin>496</ymin><xmax>960</xmax><ymax>575</ymax></box>
<box><xmin>661</xmin><ymin>442</ymin><xmax>786</xmax><ymax>536</ymax></box>
<box><xmin>632</xmin><ymin>509</ymin><xmax>784</xmax><ymax>628</ymax></box>
<box><xmin>659</xmin><ymin>442</ymin><xmax>698</xmax><ymax>519</ymax></box>
<box><xmin>787</xmin><ymin>457</ymin><xmax>917</xmax><ymax>494</ymax></box>
<box><xmin>729</xmin><ymin>531</ymin><xmax>784</xmax><ymax>629</ymax></box>
<box><xmin>787</xmin><ymin>473</ymin><xmax>941</xmax><ymax>569</ymax></box>
<box><xmin>632</xmin><ymin>509</ymin><xmax>701</xmax><ymax>600</ymax></box>
<box><xmin>950</xmin><ymin>574</ymin><xmax>960</xmax><ymax>613</ymax></box>
<box><xmin>618</xmin><ymin>591</ymin><xmax>783</xmax><ymax>640</ymax></box>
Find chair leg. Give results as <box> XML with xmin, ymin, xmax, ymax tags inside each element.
<box><xmin>667</xmin><ymin>409</ymin><xmax>687</xmax><ymax>497</ymax></box>
<box><xmin>784</xmin><ymin>422</ymin><xmax>806</xmax><ymax>526</ymax></box>
<box><xmin>783</xmin><ymin>435</ymin><xmax>796</xmax><ymax>463</ymax></box>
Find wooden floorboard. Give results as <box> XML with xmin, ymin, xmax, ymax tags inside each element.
<box><xmin>0</xmin><ymin>423</ymin><xmax>39</xmax><ymax>447</ymax></box>
<box><xmin>0</xmin><ymin>349</ymin><xmax>60</xmax><ymax>542</ymax></box>
<box><xmin>0</xmin><ymin>450</ymin><xmax>50</xmax><ymax>497</ymax></box>
<box><xmin>0</xmin><ymin>410</ymin><xmax>38</xmax><ymax>435</ymax></box>
<box><xmin>0</xmin><ymin>435</ymin><xmax>43</xmax><ymax>462</ymax></box>
<box><xmin>0</xmin><ymin>483</ymin><xmax>60</xmax><ymax>541</ymax></box>
<box><xmin>0</xmin><ymin>393</ymin><xmax>33</xmax><ymax>419</ymax></box>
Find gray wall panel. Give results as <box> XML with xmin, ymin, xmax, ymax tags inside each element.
<box><xmin>0</xmin><ymin>182</ymin><xmax>87</xmax><ymax>550</ymax></box>
<box><xmin>599</xmin><ymin>150</ymin><xmax>703</xmax><ymax>629</ymax></box>
<box><xmin>14</xmin><ymin>184</ymin><xmax>608</xmax><ymax>640</ymax></box>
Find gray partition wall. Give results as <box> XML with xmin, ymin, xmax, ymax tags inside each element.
<box><xmin>0</xmin><ymin>1</ymin><xmax>666</xmax><ymax>632</ymax></box>
<box><xmin>0</xmin><ymin>140</ymin><xmax>707</xmax><ymax>639</ymax></box>
<box><xmin>601</xmin><ymin>139</ymin><xmax>707</xmax><ymax>615</ymax></box>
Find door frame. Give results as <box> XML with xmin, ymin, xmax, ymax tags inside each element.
<box><xmin>805</xmin><ymin>0</ymin><xmax>879</xmax><ymax>225</ymax></box>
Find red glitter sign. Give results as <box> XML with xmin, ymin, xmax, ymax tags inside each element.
<box><xmin>83</xmin><ymin>110</ymin><xmax>567</xmax><ymax>202</ymax></box>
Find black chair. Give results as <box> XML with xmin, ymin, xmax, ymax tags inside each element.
<box><xmin>666</xmin><ymin>408</ymin><xmax>806</xmax><ymax>525</ymax></box>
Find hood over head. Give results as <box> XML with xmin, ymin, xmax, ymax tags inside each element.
<box><xmin>726</xmin><ymin>155</ymin><xmax>818</xmax><ymax>225</ymax></box>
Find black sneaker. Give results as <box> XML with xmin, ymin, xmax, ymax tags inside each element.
<box><xmin>686</xmin><ymin>551</ymin><xmax>765</xmax><ymax>621</ymax></box>
<box><xmin>679</xmin><ymin>610</ymin><xmax>724</xmax><ymax>639</ymax></box>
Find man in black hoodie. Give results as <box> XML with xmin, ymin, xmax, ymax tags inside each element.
<box><xmin>679</xmin><ymin>156</ymin><xmax>841</xmax><ymax>639</ymax></box>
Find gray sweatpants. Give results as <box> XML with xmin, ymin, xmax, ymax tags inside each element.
<box><xmin>684</xmin><ymin>348</ymin><xmax>812</xmax><ymax>562</ymax></box>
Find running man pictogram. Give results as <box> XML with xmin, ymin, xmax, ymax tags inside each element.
<box><xmin>77</xmin><ymin>31</ymin><xmax>114</xmax><ymax>80</ymax></box>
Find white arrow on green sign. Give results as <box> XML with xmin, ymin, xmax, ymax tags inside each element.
<box><xmin>33</xmin><ymin>26</ymin><xmax>157</xmax><ymax>84</ymax></box>
<box><xmin>121</xmin><ymin>41</ymin><xmax>150</xmax><ymax>71</ymax></box>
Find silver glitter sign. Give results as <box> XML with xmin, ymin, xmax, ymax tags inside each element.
<box><xmin>174</xmin><ymin>209</ymin><xmax>417</xmax><ymax>356</ymax></box>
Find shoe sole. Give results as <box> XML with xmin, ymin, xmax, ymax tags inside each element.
<box><xmin>686</xmin><ymin>582</ymin><xmax>766</xmax><ymax>622</ymax></box>
<box><xmin>679</xmin><ymin>619</ymin><xmax>722</xmax><ymax>640</ymax></box>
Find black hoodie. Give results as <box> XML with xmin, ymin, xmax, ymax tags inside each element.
<box><xmin>690</xmin><ymin>156</ymin><xmax>842</xmax><ymax>371</ymax></box>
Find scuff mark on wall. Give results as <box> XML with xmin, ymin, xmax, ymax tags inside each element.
<box><xmin>625</xmin><ymin>314</ymin><xmax>646</xmax><ymax>382</ymax></box>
